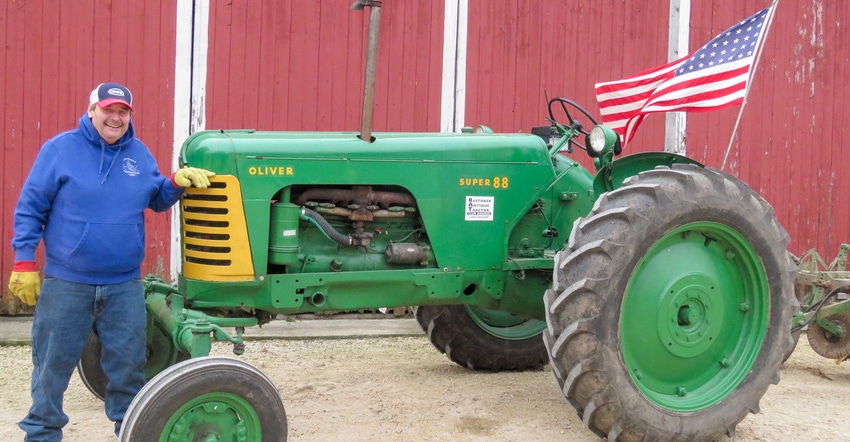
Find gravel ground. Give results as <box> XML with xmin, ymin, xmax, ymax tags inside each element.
<box><xmin>0</xmin><ymin>335</ymin><xmax>847</xmax><ymax>441</ymax></box>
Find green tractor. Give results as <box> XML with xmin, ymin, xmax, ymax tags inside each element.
<box><xmin>76</xmin><ymin>3</ymin><xmax>799</xmax><ymax>441</ymax></box>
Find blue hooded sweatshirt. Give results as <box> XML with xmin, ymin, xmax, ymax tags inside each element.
<box><xmin>11</xmin><ymin>113</ymin><xmax>185</xmax><ymax>284</ymax></box>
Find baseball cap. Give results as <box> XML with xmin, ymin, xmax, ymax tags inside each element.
<box><xmin>89</xmin><ymin>82</ymin><xmax>133</xmax><ymax>110</ymax></box>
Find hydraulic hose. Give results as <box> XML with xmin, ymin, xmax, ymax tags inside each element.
<box><xmin>301</xmin><ymin>207</ymin><xmax>360</xmax><ymax>246</ymax></box>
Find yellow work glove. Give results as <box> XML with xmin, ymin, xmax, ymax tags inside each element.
<box><xmin>8</xmin><ymin>261</ymin><xmax>40</xmax><ymax>306</ymax></box>
<box><xmin>173</xmin><ymin>167</ymin><xmax>215</xmax><ymax>188</ymax></box>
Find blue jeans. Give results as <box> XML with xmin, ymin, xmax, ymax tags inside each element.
<box><xmin>19</xmin><ymin>277</ymin><xmax>147</xmax><ymax>441</ymax></box>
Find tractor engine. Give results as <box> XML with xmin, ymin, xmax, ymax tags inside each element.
<box><xmin>269</xmin><ymin>185</ymin><xmax>435</xmax><ymax>275</ymax></box>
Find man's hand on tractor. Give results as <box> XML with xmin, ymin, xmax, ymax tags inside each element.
<box><xmin>8</xmin><ymin>261</ymin><xmax>40</xmax><ymax>306</ymax></box>
<box><xmin>173</xmin><ymin>167</ymin><xmax>216</xmax><ymax>188</ymax></box>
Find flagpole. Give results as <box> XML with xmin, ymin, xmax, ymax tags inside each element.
<box><xmin>721</xmin><ymin>0</ymin><xmax>779</xmax><ymax>171</ymax></box>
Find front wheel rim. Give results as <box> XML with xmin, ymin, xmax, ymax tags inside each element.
<box><xmin>620</xmin><ymin>222</ymin><xmax>769</xmax><ymax>411</ymax></box>
<box><xmin>160</xmin><ymin>392</ymin><xmax>262</xmax><ymax>442</ymax></box>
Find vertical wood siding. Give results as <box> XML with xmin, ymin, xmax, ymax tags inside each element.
<box><xmin>1</xmin><ymin>0</ymin><xmax>179</xmax><ymax>284</ymax></box>
<box><xmin>465</xmin><ymin>0</ymin><xmax>848</xmax><ymax>256</ymax></box>
<box><xmin>203</xmin><ymin>0</ymin><xmax>445</xmax><ymax>132</ymax></box>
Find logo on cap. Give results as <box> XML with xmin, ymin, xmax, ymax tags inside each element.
<box><xmin>107</xmin><ymin>88</ymin><xmax>126</xmax><ymax>98</ymax></box>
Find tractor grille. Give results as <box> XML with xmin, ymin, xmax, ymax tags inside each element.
<box><xmin>181</xmin><ymin>175</ymin><xmax>255</xmax><ymax>281</ymax></box>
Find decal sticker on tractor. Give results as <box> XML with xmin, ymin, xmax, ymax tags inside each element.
<box><xmin>465</xmin><ymin>196</ymin><xmax>494</xmax><ymax>221</ymax></box>
<box><xmin>458</xmin><ymin>176</ymin><xmax>509</xmax><ymax>188</ymax></box>
<box><xmin>248</xmin><ymin>166</ymin><xmax>294</xmax><ymax>176</ymax></box>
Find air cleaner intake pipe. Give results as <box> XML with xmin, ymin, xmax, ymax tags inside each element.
<box><xmin>351</xmin><ymin>0</ymin><xmax>382</xmax><ymax>142</ymax></box>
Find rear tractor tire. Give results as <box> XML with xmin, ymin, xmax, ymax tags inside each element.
<box><xmin>544</xmin><ymin>164</ymin><xmax>797</xmax><ymax>441</ymax></box>
<box><xmin>415</xmin><ymin>304</ymin><xmax>548</xmax><ymax>371</ymax></box>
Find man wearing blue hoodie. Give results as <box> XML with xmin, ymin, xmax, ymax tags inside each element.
<box><xmin>7</xmin><ymin>82</ymin><xmax>215</xmax><ymax>440</ymax></box>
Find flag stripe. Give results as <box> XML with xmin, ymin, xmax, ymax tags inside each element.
<box><xmin>650</xmin><ymin>62</ymin><xmax>752</xmax><ymax>97</ymax></box>
<box><xmin>645</xmin><ymin>69</ymin><xmax>751</xmax><ymax>106</ymax></box>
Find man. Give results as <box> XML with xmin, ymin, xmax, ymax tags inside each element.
<box><xmin>7</xmin><ymin>82</ymin><xmax>214</xmax><ymax>440</ymax></box>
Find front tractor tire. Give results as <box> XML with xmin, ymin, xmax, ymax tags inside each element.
<box><xmin>544</xmin><ymin>164</ymin><xmax>797</xmax><ymax>441</ymax></box>
<box><xmin>119</xmin><ymin>357</ymin><xmax>287</xmax><ymax>441</ymax></box>
<box><xmin>415</xmin><ymin>304</ymin><xmax>548</xmax><ymax>371</ymax></box>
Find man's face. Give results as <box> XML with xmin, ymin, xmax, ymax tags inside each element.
<box><xmin>88</xmin><ymin>103</ymin><xmax>131</xmax><ymax>144</ymax></box>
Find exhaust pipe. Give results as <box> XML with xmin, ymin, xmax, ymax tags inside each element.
<box><xmin>351</xmin><ymin>0</ymin><xmax>382</xmax><ymax>142</ymax></box>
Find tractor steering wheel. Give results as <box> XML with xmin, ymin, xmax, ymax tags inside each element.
<box><xmin>547</xmin><ymin>98</ymin><xmax>599</xmax><ymax>153</ymax></box>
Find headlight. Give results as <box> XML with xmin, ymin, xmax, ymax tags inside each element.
<box><xmin>585</xmin><ymin>125</ymin><xmax>621</xmax><ymax>158</ymax></box>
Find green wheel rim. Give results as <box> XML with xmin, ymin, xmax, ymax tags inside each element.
<box><xmin>466</xmin><ymin>305</ymin><xmax>546</xmax><ymax>340</ymax></box>
<box><xmin>159</xmin><ymin>392</ymin><xmax>262</xmax><ymax>442</ymax></box>
<box><xmin>621</xmin><ymin>222</ymin><xmax>768</xmax><ymax>412</ymax></box>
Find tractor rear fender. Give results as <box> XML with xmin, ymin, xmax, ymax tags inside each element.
<box><xmin>593</xmin><ymin>152</ymin><xmax>703</xmax><ymax>196</ymax></box>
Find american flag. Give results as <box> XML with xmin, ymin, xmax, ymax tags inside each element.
<box><xmin>595</xmin><ymin>4</ymin><xmax>776</xmax><ymax>145</ymax></box>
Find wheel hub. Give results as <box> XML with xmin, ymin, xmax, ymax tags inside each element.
<box><xmin>658</xmin><ymin>274</ymin><xmax>720</xmax><ymax>358</ymax></box>
<box><xmin>465</xmin><ymin>305</ymin><xmax>546</xmax><ymax>340</ymax></box>
<box><xmin>166</xmin><ymin>396</ymin><xmax>252</xmax><ymax>442</ymax></box>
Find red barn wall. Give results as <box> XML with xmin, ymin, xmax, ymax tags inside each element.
<box><xmin>203</xmin><ymin>0</ymin><xmax>446</xmax><ymax>132</ymax></box>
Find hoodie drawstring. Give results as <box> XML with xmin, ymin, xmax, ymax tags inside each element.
<box><xmin>99</xmin><ymin>142</ymin><xmax>123</xmax><ymax>185</ymax></box>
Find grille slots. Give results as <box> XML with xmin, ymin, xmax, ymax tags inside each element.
<box><xmin>181</xmin><ymin>175</ymin><xmax>255</xmax><ymax>281</ymax></box>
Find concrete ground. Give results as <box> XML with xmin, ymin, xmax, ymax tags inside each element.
<box><xmin>0</xmin><ymin>315</ymin><xmax>424</xmax><ymax>345</ymax></box>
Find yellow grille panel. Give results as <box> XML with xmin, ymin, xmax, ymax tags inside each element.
<box><xmin>181</xmin><ymin>175</ymin><xmax>255</xmax><ymax>281</ymax></box>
